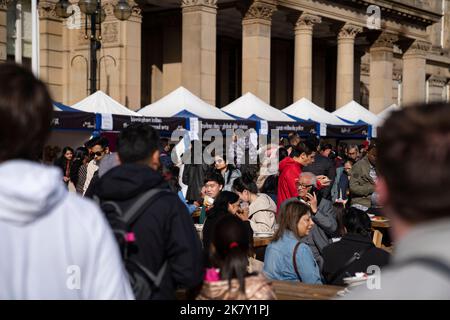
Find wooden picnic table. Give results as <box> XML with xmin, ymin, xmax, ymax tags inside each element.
<box><xmin>371</xmin><ymin>218</ymin><xmax>390</xmax><ymax>228</ymax></box>
<box><xmin>271</xmin><ymin>280</ymin><xmax>343</xmax><ymax>300</ymax></box>
<box><xmin>253</xmin><ymin>236</ymin><xmax>273</xmax><ymax>248</ymax></box>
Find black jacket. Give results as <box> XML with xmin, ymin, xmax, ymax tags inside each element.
<box><xmin>182</xmin><ymin>163</ymin><xmax>210</xmax><ymax>202</ymax></box>
<box><xmin>322</xmin><ymin>233</ymin><xmax>390</xmax><ymax>286</ymax></box>
<box><xmin>93</xmin><ymin>163</ymin><xmax>204</xmax><ymax>300</ymax></box>
<box><xmin>304</xmin><ymin>154</ymin><xmax>336</xmax><ymax>200</ymax></box>
<box><xmin>54</xmin><ymin>157</ymin><xmax>71</xmax><ymax>178</ymax></box>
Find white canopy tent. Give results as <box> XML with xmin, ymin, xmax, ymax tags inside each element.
<box><xmin>376</xmin><ymin>104</ymin><xmax>400</xmax><ymax>126</ymax></box>
<box><xmin>71</xmin><ymin>91</ymin><xmax>141</xmax><ymax>116</ymax></box>
<box><xmin>333</xmin><ymin>100</ymin><xmax>380</xmax><ymax>125</ymax></box>
<box><xmin>221</xmin><ymin>92</ymin><xmax>295</xmax><ymax>122</ymax></box>
<box><xmin>138</xmin><ymin>86</ymin><xmax>233</xmax><ymax>120</ymax></box>
<box><xmin>282</xmin><ymin>98</ymin><xmax>347</xmax><ymax>125</ymax></box>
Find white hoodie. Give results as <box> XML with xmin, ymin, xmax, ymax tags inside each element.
<box><xmin>0</xmin><ymin>160</ymin><xmax>134</xmax><ymax>299</ymax></box>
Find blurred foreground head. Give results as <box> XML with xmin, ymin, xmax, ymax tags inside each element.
<box><xmin>377</xmin><ymin>102</ymin><xmax>450</xmax><ymax>230</ymax></box>
<box><xmin>0</xmin><ymin>63</ymin><xmax>53</xmax><ymax>162</ymax></box>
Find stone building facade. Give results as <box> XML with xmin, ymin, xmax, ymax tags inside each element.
<box><xmin>1</xmin><ymin>0</ymin><xmax>449</xmax><ymax>113</ymax></box>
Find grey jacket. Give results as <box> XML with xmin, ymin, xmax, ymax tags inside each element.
<box><xmin>222</xmin><ymin>168</ymin><xmax>241</xmax><ymax>192</ymax></box>
<box><xmin>342</xmin><ymin>217</ymin><xmax>450</xmax><ymax>299</ymax></box>
<box><xmin>301</xmin><ymin>198</ymin><xmax>337</xmax><ymax>271</ymax></box>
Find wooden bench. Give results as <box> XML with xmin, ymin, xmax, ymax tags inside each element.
<box><xmin>271</xmin><ymin>280</ymin><xmax>343</xmax><ymax>300</ymax></box>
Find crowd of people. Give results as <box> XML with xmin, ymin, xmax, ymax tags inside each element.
<box><xmin>1</xmin><ymin>63</ymin><xmax>450</xmax><ymax>300</ymax></box>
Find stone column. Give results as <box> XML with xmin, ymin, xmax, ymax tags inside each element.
<box><xmin>444</xmin><ymin>0</ymin><xmax>450</xmax><ymax>51</ymax></box>
<box><xmin>0</xmin><ymin>0</ymin><xmax>7</xmax><ymax>63</ymax></box>
<box><xmin>402</xmin><ymin>40</ymin><xmax>431</xmax><ymax>106</ymax></box>
<box><xmin>293</xmin><ymin>12</ymin><xmax>321</xmax><ymax>101</ymax></box>
<box><xmin>336</xmin><ymin>23</ymin><xmax>363</xmax><ymax>108</ymax></box>
<box><xmin>38</xmin><ymin>0</ymin><xmax>64</xmax><ymax>102</ymax></box>
<box><xmin>118</xmin><ymin>3</ymin><xmax>142</xmax><ymax>110</ymax></box>
<box><xmin>428</xmin><ymin>75</ymin><xmax>447</xmax><ymax>102</ymax></box>
<box><xmin>241</xmin><ymin>0</ymin><xmax>276</xmax><ymax>104</ymax></box>
<box><xmin>369</xmin><ymin>32</ymin><xmax>398</xmax><ymax>114</ymax></box>
<box><xmin>181</xmin><ymin>0</ymin><xmax>217</xmax><ymax>105</ymax></box>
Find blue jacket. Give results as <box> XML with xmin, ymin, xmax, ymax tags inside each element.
<box><xmin>263</xmin><ymin>231</ymin><xmax>322</xmax><ymax>284</ymax></box>
<box><xmin>178</xmin><ymin>190</ymin><xmax>197</xmax><ymax>215</ymax></box>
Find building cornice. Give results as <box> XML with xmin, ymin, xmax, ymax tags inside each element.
<box><xmin>278</xmin><ymin>0</ymin><xmax>437</xmax><ymax>40</ymax></box>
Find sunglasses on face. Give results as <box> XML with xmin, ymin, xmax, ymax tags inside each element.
<box><xmin>90</xmin><ymin>150</ymin><xmax>104</xmax><ymax>157</ymax></box>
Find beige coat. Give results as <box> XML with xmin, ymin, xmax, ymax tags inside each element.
<box><xmin>248</xmin><ymin>193</ymin><xmax>277</xmax><ymax>233</ymax></box>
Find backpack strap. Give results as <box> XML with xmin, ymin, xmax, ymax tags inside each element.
<box><xmin>393</xmin><ymin>257</ymin><xmax>450</xmax><ymax>280</ymax></box>
<box><xmin>128</xmin><ymin>259</ymin><xmax>169</xmax><ymax>289</ymax></box>
<box><xmin>327</xmin><ymin>244</ymin><xmax>373</xmax><ymax>284</ymax></box>
<box><xmin>293</xmin><ymin>242</ymin><xmax>302</xmax><ymax>282</ymax></box>
<box><xmin>123</xmin><ymin>187</ymin><xmax>170</xmax><ymax>226</ymax></box>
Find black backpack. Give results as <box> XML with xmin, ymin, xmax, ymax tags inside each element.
<box><xmin>97</xmin><ymin>187</ymin><xmax>171</xmax><ymax>300</ymax></box>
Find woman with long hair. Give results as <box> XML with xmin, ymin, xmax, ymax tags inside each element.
<box><xmin>263</xmin><ymin>199</ymin><xmax>322</xmax><ymax>284</ymax></box>
<box><xmin>232</xmin><ymin>172</ymin><xmax>276</xmax><ymax>233</ymax></box>
<box><xmin>197</xmin><ymin>214</ymin><xmax>276</xmax><ymax>300</ymax></box>
<box><xmin>70</xmin><ymin>147</ymin><xmax>89</xmax><ymax>191</ymax></box>
<box><xmin>202</xmin><ymin>191</ymin><xmax>252</xmax><ymax>252</ymax></box>
<box><xmin>53</xmin><ymin>146</ymin><xmax>74</xmax><ymax>187</ymax></box>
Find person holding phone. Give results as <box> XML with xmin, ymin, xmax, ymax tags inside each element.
<box><xmin>296</xmin><ymin>172</ymin><xmax>337</xmax><ymax>270</ymax></box>
<box><xmin>277</xmin><ymin>141</ymin><xmax>331</xmax><ymax>214</ymax></box>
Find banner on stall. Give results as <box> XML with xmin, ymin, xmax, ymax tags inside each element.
<box><xmin>51</xmin><ymin>111</ymin><xmax>96</xmax><ymax>131</ymax></box>
<box><xmin>268</xmin><ymin>121</ymin><xmax>317</xmax><ymax>136</ymax></box>
<box><xmin>326</xmin><ymin>124</ymin><xmax>369</xmax><ymax>138</ymax></box>
<box><xmin>111</xmin><ymin>115</ymin><xmax>186</xmax><ymax>132</ymax></box>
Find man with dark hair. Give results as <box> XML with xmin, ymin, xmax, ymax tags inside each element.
<box><xmin>198</xmin><ymin>170</ymin><xmax>225</xmax><ymax>224</ymax></box>
<box><xmin>344</xmin><ymin>103</ymin><xmax>450</xmax><ymax>299</ymax></box>
<box><xmin>304</xmin><ymin>141</ymin><xmax>336</xmax><ymax>201</ymax></box>
<box><xmin>82</xmin><ymin>136</ymin><xmax>110</xmax><ymax>196</ymax></box>
<box><xmin>277</xmin><ymin>141</ymin><xmax>330</xmax><ymax>212</ymax></box>
<box><xmin>0</xmin><ymin>63</ymin><xmax>132</xmax><ymax>299</ymax></box>
<box><xmin>320</xmin><ymin>144</ymin><xmax>333</xmax><ymax>158</ymax></box>
<box><xmin>93</xmin><ymin>123</ymin><xmax>203</xmax><ymax>300</ymax></box>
